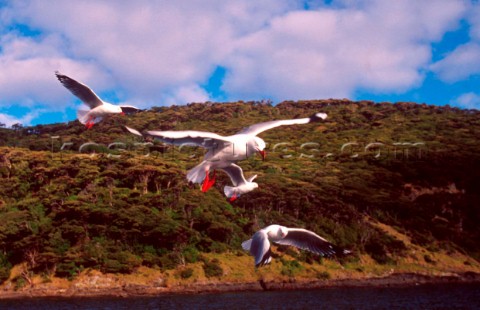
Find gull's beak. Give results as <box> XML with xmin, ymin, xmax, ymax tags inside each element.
<box><xmin>258</xmin><ymin>150</ymin><xmax>266</xmax><ymax>161</ymax></box>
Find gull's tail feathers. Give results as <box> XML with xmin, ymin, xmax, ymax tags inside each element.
<box><xmin>77</xmin><ymin>105</ymin><xmax>102</xmax><ymax>125</ymax></box>
<box><xmin>186</xmin><ymin>161</ymin><xmax>209</xmax><ymax>184</ymax></box>
<box><xmin>76</xmin><ymin>109</ymin><xmax>90</xmax><ymax>125</ymax></box>
<box><xmin>224</xmin><ymin>185</ymin><xmax>235</xmax><ymax>199</ymax></box>
<box><xmin>241</xmin><ymin>239</ymin><xmax>252</xmax><ymax>251</ymax></box>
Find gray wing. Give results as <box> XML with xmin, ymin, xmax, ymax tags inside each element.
<box><xmin>125</xmin><ymin>126</ymin><xmax>143</xmax><ymax>137</ymax></box>
<box><xmin>237</xmin><ymin>113</ymin><xmax>327</xmax><ymax>136</ymax></box>
<box><xmin>55</xmin><ymin>71</ymin><xmax>103</xmax><ymax>109</ymax></box>
<box><xmin>221</xmin><ymin>163</ymin><xmax>247</xmax><ymax>187</ymax></box>
<box><xmin>250</xmin><ymin>231</ymin><xmax>272</xmax><ymax>267</ymax></box>
<box><xmin>120</xmin><ymin>105</ymin><xmax>140</xmax><ymax>113</ymax></box>
<box><xmin>274</xmin><ymin>228</ymin><xmax>339</xmax><ymax>257</ymax></box>
<box><xmin>146</xmin><ymin>130</ymin><xmax>231</xmax><ymax>149</ymax></box>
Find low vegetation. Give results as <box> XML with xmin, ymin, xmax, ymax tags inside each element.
<box><xmin>0</xmin><ymin>99</ymin><xmax>479</xmax><ymax>288</ymax></box>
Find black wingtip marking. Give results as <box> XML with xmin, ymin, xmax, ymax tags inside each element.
<box><xmin>55</xmin><ymin>72</ymin><xmax>70</xmax><ymax>86</ymax></box>
<box><xmin>256</xmin><ymin>247</ymin><xmax>272</xmax><ymax>268</ymax></box>
<box><xmin>333</xmin><ymin>245</ymin><xmax>352</xmax><ymax>257</ymax></box>
<box><xmin>309</xmin><ymin>112</ymin><xmax>327</xmax><ymax>122</ymax></box>
<box><xmin>120</xmin><ymin>106</ymin><xmax>140</xmax><ymax>114</ymax></box>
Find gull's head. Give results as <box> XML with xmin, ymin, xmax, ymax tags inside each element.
<box><xmin>245</xmin><ymin>175</ymin><xmax>258</xmax><ymax>191</ymax></box>
<box><xmin>253</xmin><ymin>137</ymin><xmax>266</xmax><ymax>160</ymax></box>
<box><xmin>113</xmin><ymin>105</ymin><xmax>123</xmax><ymax>114</ymax></box>
<box><xmin>277</xmin><ymin>226</ymin><xmax>288</xmax><ymax>238</ymax></box>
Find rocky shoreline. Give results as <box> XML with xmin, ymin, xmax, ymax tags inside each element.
<box><xmin>1</xmin><ymin>272</ymin><xmax>479</xmax><ymax>299</ymax></box>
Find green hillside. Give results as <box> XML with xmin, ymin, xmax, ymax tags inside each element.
<box><xmin>1</xmin><ymin>99</ymin><xmax>479</xmax><ymax>290</ymax></box>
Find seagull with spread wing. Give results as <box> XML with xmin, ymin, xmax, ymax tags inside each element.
<box><xmin>126</xmin><ymin>112</ymin><xmax>327</xmax><ymax>193</ymax></box>
<box><xmin>186</xmin><ymin>160</ymin><xmax>258</xmax><ymax>200</ymax></box>
<box><xmin>242</xmin><ymin>224</ymin><xmax>351</xmax><ymax>267</ymax></box>
<box><xmin>55</xmin><ymin>71</ymin><xmax>139</xmax><ymax>129</ymax></box>
<box><xmin>222</xmin><ymin>163</ymin><xmax>258</xmax><ymax>201</ymax></box>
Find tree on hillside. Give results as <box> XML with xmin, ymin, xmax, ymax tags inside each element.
<box><xmin>11</xmin><ymin>123</ymin><xmax>23</xmax><ymax>131</ymax></box>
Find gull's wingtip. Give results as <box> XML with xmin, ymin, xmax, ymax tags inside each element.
<box><xmin>309</xmin><ymin>112</ymin><xmax>327</xmax><ymax>122</ymax></box>
<box><xmin>342</xmin><ymin>249</ymin><xmax>352</xmax><ymax>255</ymax></box>
<box><xmin>314</xmin><ymin>112</ymin><xmax>328</xmax><ymax>120</ymax></box>
<box><xmin>247</xmin><ymin>174</ymin><xmax>258</xmax><ymax>182</ymax></box>
<box><xmin>318</xmin><ymin>112</ymin><xmax>327</xmax><ymax>120</ymax></box>
<box><xmin>125</xmin><ymin>126</ymin><xmax>143</xmax><ymax>136</ymax></box>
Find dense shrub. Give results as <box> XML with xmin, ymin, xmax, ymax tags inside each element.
<box><xmin>0</xmin><ymin>253</ymin><xmax>11</xmax><ymax>284</ymax></box>
<box><xmin>180</xmin><ymin>268</ymin><xmax>194</xmax><ymax>279</ymax></box>
<box><xmin>202</xmin><ymin>258</ymin><xmax>223</xmax><ymax>278</ymax></box>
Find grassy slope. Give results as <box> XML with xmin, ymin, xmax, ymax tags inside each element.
<box><xmin>1</xmin><ymin>99</ymin><xmax>480</xmax><ymax>294</ymax></box>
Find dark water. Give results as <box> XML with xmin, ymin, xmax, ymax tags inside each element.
<box><xmin>1</xmin><ymin>283</ymin><xmax>479</xmax><ymax>309</ymax></box>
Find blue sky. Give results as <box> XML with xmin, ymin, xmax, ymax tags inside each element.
<box><xmin>0</xmin><ymin>0</ymin><xmax>479</xmax><ymax>127</ymax></box>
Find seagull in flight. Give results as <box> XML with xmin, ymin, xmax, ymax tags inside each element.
<box><xmin>242</xmin><ymin>224</ymin><xmax>351</xmax><ymax>267</ymax></box>
<box><xmin>186</xmin><ymin>160</ymin><xmax>258</xmax><ymax>200</ymax></box>
<box><xmin>126</xmin><ymin>112</ymin><xmax>327</xmax><ymax>193</ymax></box>
<box><xmin>222</xmin><ymin>163</ymin><xmax>258</xmax><ymax>202</ymax></box>
<box><xmin>55</xmin><ymin>71</ymin><xmax>139</xmax><ymax>129</ymax></box>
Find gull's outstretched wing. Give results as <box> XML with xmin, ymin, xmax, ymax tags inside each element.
<box><xmin>146</xmin><ymin>130</ymin><xmax>231</xmax><ymax>149</ymax></box>
<box><xmin>250</xmin><ymin>230</ymin><xmax>272</xmax><ymax>267</ymax></box>
<box><xmin>237</xmin><ymin>113</ymin><xmax>327</xmax><ymax>136</ymax></box>
<box><xmin>274</xmin><ymin>228</ymin><xmax>348</xmax><ymax>257</ymax></box>
<box><xmin>221</xmin><ymin>163</ymin><xmax>248</xmax><ymax>187</ymax></box>
<box><xmin>55</xmin><ymin>71</ymin><xmax>103</xmax><ymax>109</ymax></box>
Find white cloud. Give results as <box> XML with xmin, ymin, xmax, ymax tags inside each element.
<box><xmin>430</xmin><ymin>1</ymin><xmax>480</xmax><ymax>83</ymax></box>
<box><xmin>0</xmin><ymin>0</ymin><xmax>474</xmax><ymax>124</ymax></box>
<box><xmin>468</xmin><ymin>1</ymin><xmax>480</xmax><ymax>41</ymax></box>
<box><xmin>0</xmin><ymin>114</ymin><xmax>20</xmax><ymax>127</ymax></box>
<box><xmin>162</xmin><ymin>84</ymin><xmax>210</xmax><ymax>106</ymax></box>
<box><xmin>452</xmin><ymin>92</ymin><xmax>480</xmax><ymax>109</ymax></box>
<box><xmin>430</xmin><ymin>43</ymin><xmax>480</xmax><ymax>82</ymax></box>
<box><xmin>0</xmin><ymin>33</ymin><xmax>111</xmax><ymax>109</ymax></box>
<box><xmin>0</xmin><ymin>110</ymin><xmax>39</xmax><ymax>127</ymax></box>
<box><xmin>5</xmin><ymin>1</ymin><xmax>297</xmax><ymax>103</ymax></box>
<box><xmin>223</xmin><ymin>0</ymin><xmax>466</xmax><ymax>100</ymax></box>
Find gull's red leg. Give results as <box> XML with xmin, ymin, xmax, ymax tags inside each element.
<box><xmin>201</xmin><ymin>172</ymin><xmax>210</xmax><ymax>192</ymax></box>
<box><xmin>201</xmin><ymin>170</ymin><xmax>216</xmax><ymax>192</ymax></box>
<box><xmin>85</xmin><ymin>116</ymin><xmax>95</xmax><ymax>129</ymax></box>
<box><xmin>229</xmin><ymin>191</ymin><xmax>238</xmax><ymax>202</ymax></box>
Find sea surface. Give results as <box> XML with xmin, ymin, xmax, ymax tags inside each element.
<box><xmin>1</xmin><ymin>283</ymin><xmax>479</xmax><ymax>309</ymax></box>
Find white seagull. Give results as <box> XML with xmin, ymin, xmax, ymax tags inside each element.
<box><xmin>242</xmin><ymin>224</ymin><xmax>351</xmax><ymax>267</ymax></box>
<box><xmin>126</xmin><ymin>112</ymin><xmax>327</xmax><ymax>193</ymax></box>
<box><xmin>221</xmin><ymin>163</ymin><xmax>258</xmax><ymax>201</ymax></box>
<box><xmin>184</xmin><ymin>158</ymin><xmax>259</xmax><ymax>197</ymax></box>
<box><xmin>55</xmin><ymin>71</ymin><xmax>139</xmax><ymax>129</ymax></box>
